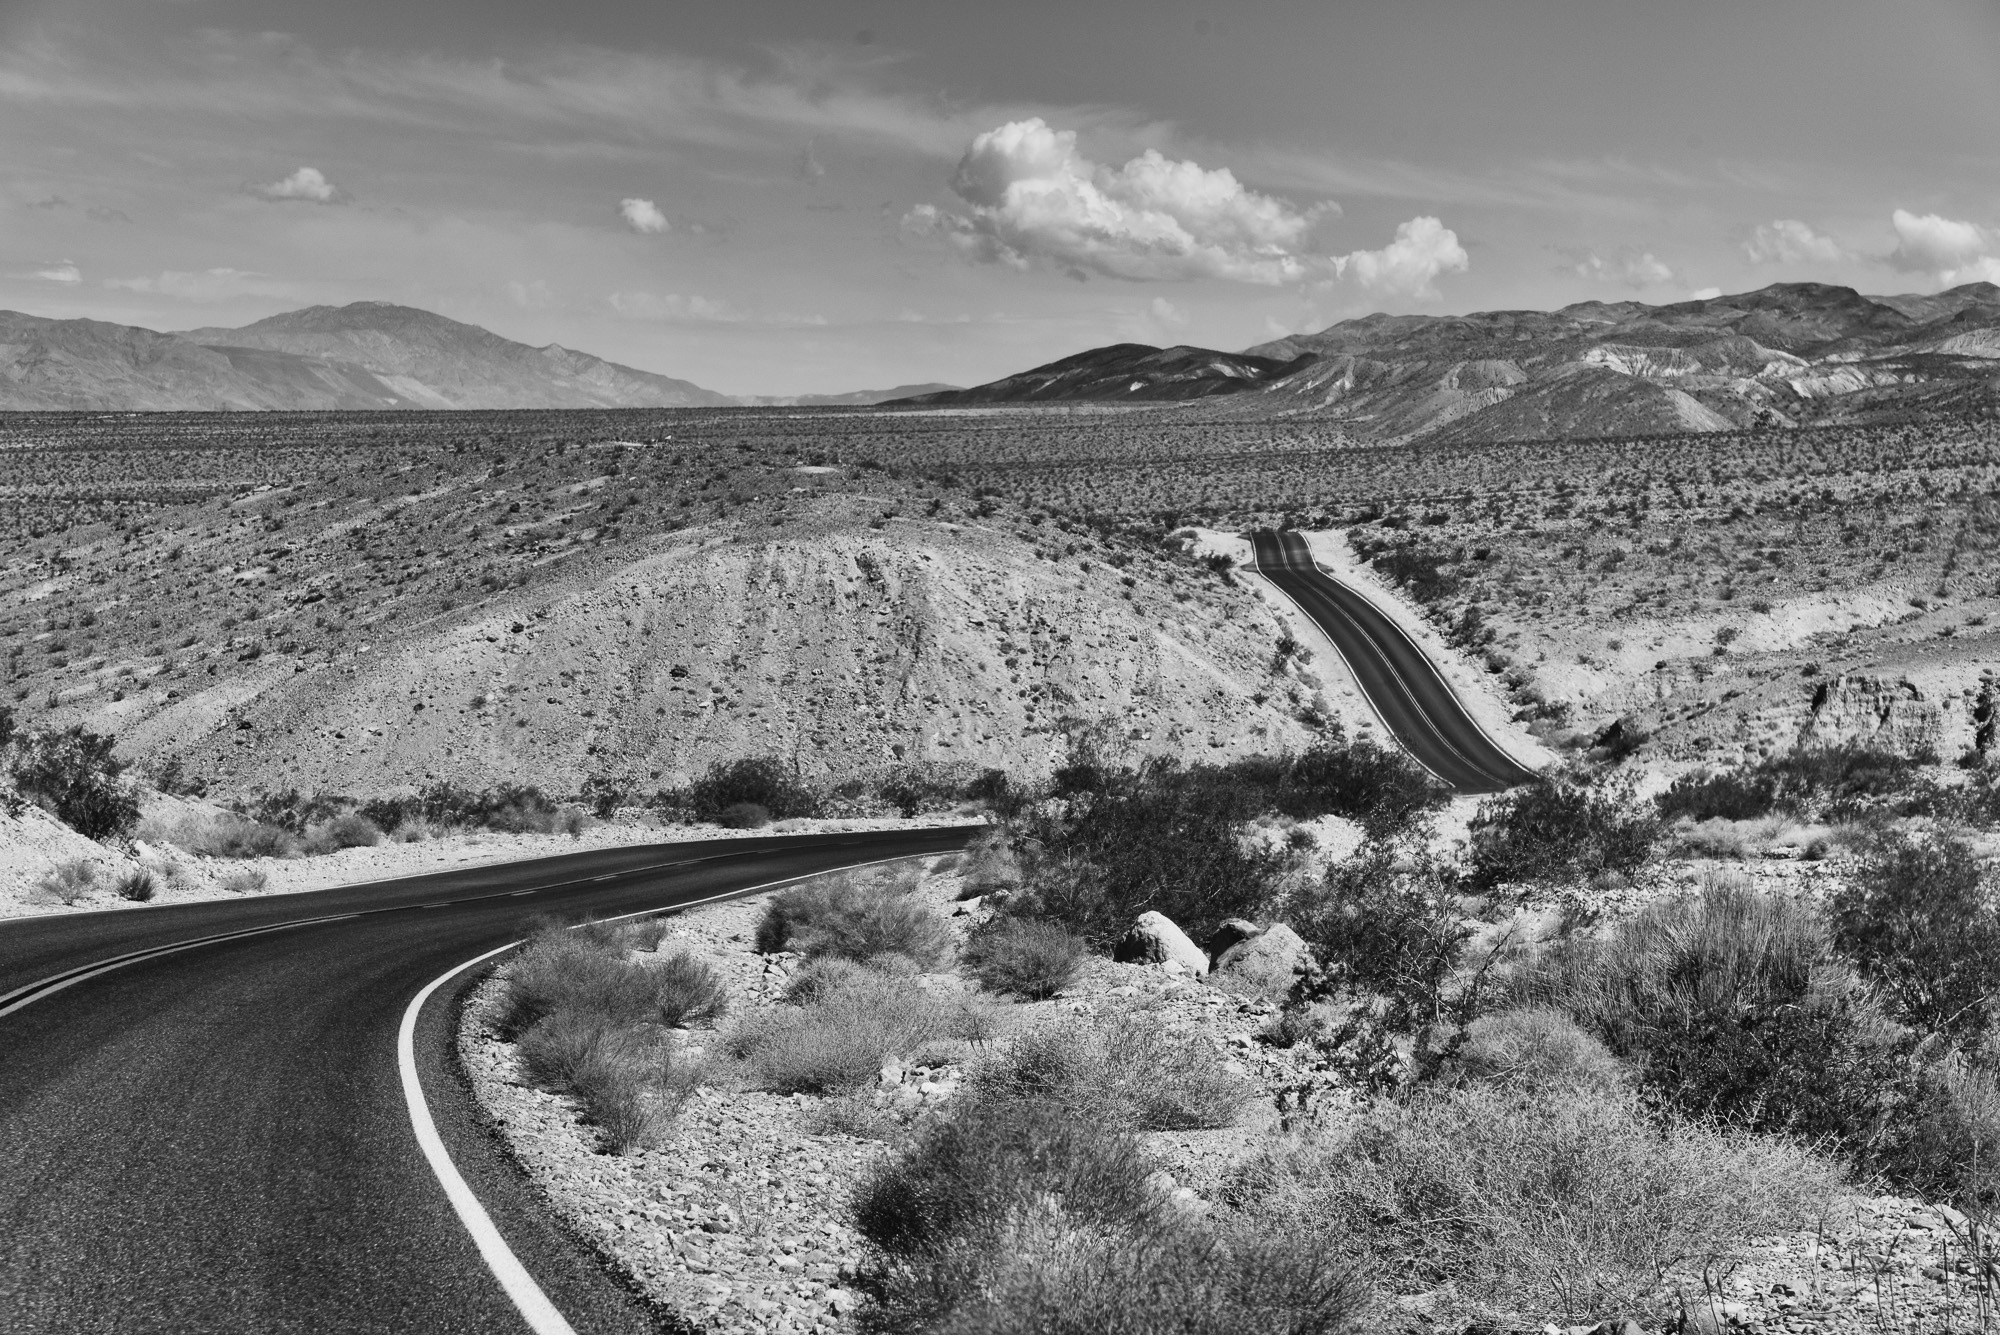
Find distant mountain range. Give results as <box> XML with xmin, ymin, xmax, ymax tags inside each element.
<box><xmin>895</xmin><ymin>282</ymin><xmax>2000</xmax><ymax>440</ymax></box>
<box><xmin>0</xmin><ymin>302</ymin><xmax>739</xmax><ymax>411</ymax></box>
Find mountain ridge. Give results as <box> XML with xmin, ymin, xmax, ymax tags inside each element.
<box><xmin>0</xmin><ymin>302</ymin><xmax>729</xmax><ymax>411</ymax></box>
<box><xmin>896</xmin><ymin>282</ymin><xmax>2000</xmax><ymax>441</ymax></box>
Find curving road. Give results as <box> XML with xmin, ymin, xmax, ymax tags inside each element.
<box><xmin>1251</xmin><ymin>530</ymin><xmax>1538</xmax><ymax>793</ymax></box>
<box><xmin>0</xmin><ymin>824</ymin><xmax>975</xmax><ymax>1334</ymax></box>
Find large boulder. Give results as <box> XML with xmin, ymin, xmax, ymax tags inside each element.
<box><xmin>1212</xmin><ymin>923</ymin><xmax>1311</xmax><ymax>1000</ymax></box>
<box><xmin>1114</xmin><ymin>911</ymin><xmax>1209</xmax><ymax>976</ymax></box>
<box><xmin>1203</xmin><ymin>917</ymin><xmax>1263</xmax><ymax>960</ymax></box>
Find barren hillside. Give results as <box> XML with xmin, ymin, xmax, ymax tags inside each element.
<box><xmin>2</xmin><ymin>416</ymin><xmax>1327</xmax><ymax>797</ymax></box>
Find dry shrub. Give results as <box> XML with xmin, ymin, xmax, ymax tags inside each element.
<box><xmin>497</xmin><ymin>925</ymin><xmax>729</xmax><ymax>1036</ymax></box>
<box><xmin>756</xmin><ymin>867</ymin><xmax>953</xmax><ymax>969</ymax></box>
<box><xmin>729</xmin><ymin>965</ymin><xmax>996</xmax><ymax>1094</ymax></box>
<box><xmin>218</xmin><ymin>868</ymin><xmax>267</xmax><ymax>894</ymax></box>
<box><xmin>516</xmin><ymin>1011</ymin><xmax>702</xmax><ymax>1154</ymax></box>
<box><xmin>653</xmin><ymin>951</ymin><xmax>729</xmax><ymax>1027</ymax></box>
<box><xmin>1445</xmin><ymin>1006</ymin><xmax>1628</xmax><ymax>1096</ymax></box>
<box><xmin>35</xmin><ymin>858</ymin><xmax>98</xmax><ymax>904</ymax></box>
<box><xmin>300</xmin><ymin>811</ymin><xmax>383</xmax><ymax>855</ymax></box>
<box><xmin>113</xmin><ymin>867</ymin><xmax>157</xmax><ymax>902</ymax></box>
<box><xmin>969</xmin><ymin>1014</ymin><xmax>1252</xmax><ymax>1131</ymax></box>
<box><xmin>1891</xmin><ymin>1054</ymin><xmax>2000</xmax><ymax>1211</ymax></box>
<box><xmin>153</xmin><ymin>812</ymin><xmax>298</xmax><ymax>858</ymax></box>
<box><xmin>961</xmin><ymin>917</ymin><xmax>1086</xmax><ymax>999</ymax></box>
<box><xmin>717</xmin><ymin>801</ymin><xmax>771</xmax><ymax>829</ymax></box>
<box><xmin>855</xmin><ymin>1099</ymin><xmax>1368</xmax><ymax>1335</ymax></box>
<box><xmin>1231</xmin><ymin>1085</ymin><xmax>1841</xmax><ymax>1329</ymax></box>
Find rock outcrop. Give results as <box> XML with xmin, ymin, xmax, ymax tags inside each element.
<box><xmin>1798</xmin><ymin>674</ymin><xmax>1952</xmax><ymax>755</ymax></box>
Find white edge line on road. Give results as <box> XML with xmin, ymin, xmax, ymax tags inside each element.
<box><xmin>397</xmin><ymin>939</ymin><xmax>578</xmax><ymax>1335</ymax></box>
<box><xmin>396</xmin><ymin>848</ymin><xmax>946</xmax><ymax>1335</ymax></box>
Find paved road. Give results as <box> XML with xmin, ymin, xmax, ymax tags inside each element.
<box><xmin>0</xmin><ymin>825</ymin><xmax>975</xmax><ymax>1334</ymax></box>
<box><xmin>1250</xmin><ymin>530</ymin><xmax>1539</xmax><ymax>793</ymax></box>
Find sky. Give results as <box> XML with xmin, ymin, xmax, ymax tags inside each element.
<box><xmin>2</xmin><ymin>0</ymin><xmax>1998</xmax><ymax>396</ymax></box>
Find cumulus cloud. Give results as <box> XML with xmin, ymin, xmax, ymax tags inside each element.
<box><xmin>28</xmin><ymin>260</ymin><xmax>81</xmax><ymax>284</ymax></box>
<box><xmin>1688</xmin><ymin>286</ymin><xmax>1723</xmax><ymax>300</ymax></box>
<box><xmin>1149</xmin><ymin>296</ymin><xmax>1189</xmax><ymax>328</ymax></box>
<box><xmin>908</xmin><ymin>118</ymin><xmax>1466</xmax><ymax>299</ymax></box>
<box><xmin>253</xmin><ymin>166</ymin><xmax>341</xmax><ymax>203</ymax></box>
<box><xmin>1890</xmin><ymin>208</ymin><xmax>2000</xmax><ymax>284</ymax></box>
<box><xmin>27</xmin><ymin>195</ymin><xmax>69</xmax><ymax>210</ymax></box>
<box><xmin>619</xmin><ymin>197</ymin><xmax>669</xmax><ymax>233</ymax></box>
<box><xmin>86</xmin><ymin>205</ymin><xmax>132</xmax><ymax>224</ymax></box>
<box><xmin>911</xmin><ymin>117</ymin><xmax>1337</xmax><ymax>284</ymax></box>
<box><xmin>1745</xmin><ymin>219</ymin><xmax>1846</xmax><ymax>265</ymax></box>
<box><xmin>1572</xmin><ymin>249</ymin><xmax>1674</xmax><ymax>289</ymax></box>
<box><xmin>1338</xmin><ymin>216</ymin><xmax>1468</xmax><ymax>299</ymax></box>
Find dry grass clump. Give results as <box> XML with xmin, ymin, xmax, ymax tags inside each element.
<box><xmin>728</xmin><ymin>962</ymin><xmax>996</xmax><ymax>1094</ymax></box>
<box><xmin>496</xmin><ymin>924</ymin><xmax>727</xmax><ymax>1037</ymax></box>
<box><xmin>1230</xmin><ymin>1086</ymin><xmax>1841</xmax><ymax>1329</ymax></box>
<box><xmin>515</xmin><ymin>1012</ymin><xmax>703</xmax><ymax>1153</ymax></box>
<box><xmin>755</xmin><ymin>866</ymin><xmax>953</xmax><ymax>969</ymax></box>
<box><xmin>112</xmin><ymin>867</ymin><xmax>157</xmax><ymax>902</ymax></box>
<box><xmin>960</xmin><ymin>917</ymin><xmax>1086</xmax><ymax>999</ymax></box>
<box><xmin>145</xmin><ymin>811</ymin><xmax>298</xmax><ymax>859</ymax></box>
<box><xmin>34</xmin><ymin>858</ymin><xmax>98</xmax><ymax>904</ymax></box>
<box><xmin>969</xmin><ymin>1014</ymin><xmax>1253</xmax><ymax>1132</ymax></box>
<box><xmin>1441</xmin><ymin>1005</ymin><xmax>1628</xmax><ymax>1096</ymax></box>
<box><xmin>493</xmin><ymin>918</ymin><xmax>725</xmax><ymax>1153</ymax></box>
<box><xmin>300</xmin><ymin>811</ymin><xmax>383</xmax><ymax>855</ymax></box>
<box><xmin>855</xmin><ymin>1098</ymin><xmax>1369</xmax><ymax>1335</ymax></box>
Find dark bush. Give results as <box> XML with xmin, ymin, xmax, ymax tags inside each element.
<box><xmin>1286</xmin><ymin>842</ymin><xmax>1481</xmax><ymax>1033</ymax></box>
<box><xmin>10</xmin><ymin>725</ymin><xmax>139</xmax><ymax>840</ymax></box>
<box><xmin>689</xmin><ymin>756</ymin><xmax>818</xmax><ymax>821</ymax></box>
<box><xmin>1467</xmin><ymin>778</ymin><xmax>1658</xmax><ymax>892</ymax></box>
<box><xmin>962</xmin><ymin>917</ymin><xmax>1086</xmax><ymax>999</ymax></box>
<box><xmin>716</xmin><ymin>801</ymin><xmax>771</xmax><ymax>829</ymax></box>
<box><xmin>1510</xmin><ymin>881</ymin><xmax>1918</xmax><ymax>1163</ymax></box>
<box><xmin>1830</xmin><ymin>830</ymin><xmax>2000</xmax><ymax>1041</ymax></box>
<box><xmin>1260</xmin><ymin>738</ymin><xmax>1448</xmax><ymax>838</ymax></box>
<box><xmin>1657</xmin><ymin>743</ymin><xmax>1932</xmax><ymax>825</ymax></box>
<box><xmin>1014</xmin><ymin>758</ymin><xmax>1283</xmax><ymax>946</ymax></box>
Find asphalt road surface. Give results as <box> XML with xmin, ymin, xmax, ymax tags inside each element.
<box><xmin>0</xmin><ymin>824</ymin><xmax>976</xmax><ymax>1334</ymax></box>
<box><xmin>1251</xmin><ymin>529</ymin><xmax>1540</xmax><ymax>793</ymax></box>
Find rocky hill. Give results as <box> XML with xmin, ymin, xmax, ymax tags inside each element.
<box><xmin>0</xmin><ymin>303</ymin><xmax>728</xmax><ymax>410</ymax></box>
<box><xmin>889</xmin><ymin>344</ymin><xmax>1312</xmax><ymax>405</ymax></box>
<box><xmin>896</xmin><ymin>283</ymin><xmax>2000</xmax><ymax>441</ymax></box>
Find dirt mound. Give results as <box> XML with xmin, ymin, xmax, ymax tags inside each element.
<box><xmin>136</xmin><ymin>510</ymin><xmax>1319</xmax><ymax>795</ymax></box>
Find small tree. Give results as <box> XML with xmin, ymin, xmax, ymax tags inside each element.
<box><xmin>1831</xmin><ymin>831</ymin><xmax>2000</xmax><ymax>1041</ymax></box>
<box><xmin>11</xmin><ymin>725</ymin><xmax>140</xmax><ymax>840</ymax></box>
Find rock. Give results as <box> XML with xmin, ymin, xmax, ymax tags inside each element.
<box><xmin>1113</xmin><ymin>911</ymin><xmax>1209</xmax><ymax>976</ymax></box>
<box><xmin>1211</xmin><ymin>923</ymin><xmax>1310</xmax><ymax>999</ymax></box>
<box><xmin>1204</xmin><ymin>917</ymin><xmax>1263</xmax><ymax>959</ymax></box>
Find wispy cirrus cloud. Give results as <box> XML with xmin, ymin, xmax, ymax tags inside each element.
<box><xmin>105</xmin><ymin>267</ymin><xmax>296</xmax><ymax>300</ymax></box>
